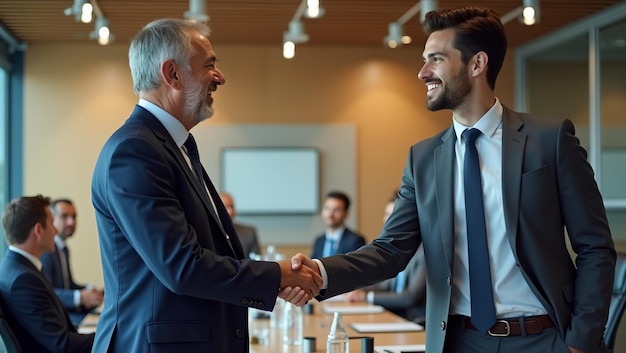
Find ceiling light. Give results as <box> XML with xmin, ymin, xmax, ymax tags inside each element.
<box><xmin>282</xmin><ymin>20</ymin><xmax>309</xmax><ymax>59</ymax></box>
<box><xmin>90</xmin><ymin>17</ymin><xmax>114</xmax><ymax>45</ymax></box>
<box><xmin>304</xmin><ymin>0</ymin><xmax>325</xmax><ymax>19</ymax></box>
<box><xmin>522</xmin><ymin>0</ymin><xmax>540</xmax><ymax>25</ymax></box>
<box><xmin>184</xmin><ymin>0</ymin><xmax>209</xmax><ymax>23</ymax></box>
<box><xmin>384</xmin><ymin>22</ymin><xmax>403</xmax><ymax>48</ymax></box>
<box><xmin>501</xmin><ymin>0</ymin><xmax>540</xmax><ymax>26</ymax></box>
<box><xmin>384</xmin><ymin>1</ymin><xmax>438</xmax><ymax>48</ymax></box>
<box><xmin>64</xmin><ymin>0</ymin><xmax>93</xmax><ymax>23</ymax></box>
<box><xmin>283</xmin><ymin>41</ymin><xmax>296</xmax><ymax>59</ymax></box>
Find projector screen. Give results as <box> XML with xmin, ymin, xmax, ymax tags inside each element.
<box><xmin>220</xmin><ymin>148</ymin><xmax>320</xmax><ymax>214</ymax></box>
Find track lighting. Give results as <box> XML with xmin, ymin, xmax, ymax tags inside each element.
<box><xmin>501</xmin><ymin>0</ymin><xmax>540</xmax><ymax>25</ymax></box>
<box><xmin>90</xmin><ymin>17</ymin><xmax>113</xmax><ymax>45</ymax></box>
<box><xmin>64</xmin><ymin>0</ymin><xmax>113</xmax><ymax>45</ymax></box>
<box><xmin>281</xmin><ymin>0</ymin><xmax>322</xmax><ymax>59</ymax></box>
<box><xmin>384</xmin><ymin>0</ymin><xmax>438</xmax><ymax>48</ymax></box>
<box><xmin>304</xmin><ymin>0</ymin><xmax>325</xmax><ymax>19</ymax></box>
<box><xmin>184</xmin><ymin>0</ymin><xmax>209</xmax><ymax>23</ymax></box>
<box><xmin>64</xmin><ymin>0</ymin><xmax>93</xmax><ymax>23</ymax></box>
<box><xmin>283</xmin><ymin>20</ymin><xmax>309</xmax><ymax>59</ymax></box>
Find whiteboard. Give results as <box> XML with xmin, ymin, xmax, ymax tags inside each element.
<box><xmin>220</xmin><ymin>148</ymin><xmax>319</xmax><ymax>214</ymax></box>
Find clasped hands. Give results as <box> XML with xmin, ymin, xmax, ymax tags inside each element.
<box><xmin>277</xmin><ymin>253</ymin><xmax>321</xmax><ymax>306</ymax></box>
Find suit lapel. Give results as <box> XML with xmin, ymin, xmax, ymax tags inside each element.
<box><xmin>434</xmin><ymin>127</ymin><xmax>456</xmax><ymax>271</ymax></box>
<box><xmin>132</xmin><ymin>106</ymin><xmax>240</xmax><ymax>258</ymax></box>
<box><xmin>501</xmin><ymin>107</ymin><xmax>526</xmax><ymax>257</ymax></box>
<box><xmin>133</xmin><ymin>107</ymin><xmax>226</xmax><ymax>231</ymax></box>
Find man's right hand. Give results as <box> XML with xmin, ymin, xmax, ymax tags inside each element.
<box><xmin>278</xmin><ymin>254</ymin><xmax>322</xmax><ymax>302</ymax></box>
<box><xmin>80</xmin><ymin>287</ymin><xmax>104</xmax><ymax>309</ymax></box>
<box><xmin>278</xmin><ymin>253</ymin><xmax>322</xmax><ymax>306</ymax></box>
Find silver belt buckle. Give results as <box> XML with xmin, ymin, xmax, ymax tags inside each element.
<box><xmin>488</xmin><ymin>320</ymin><xmax>511</xmax><ymax>337</ymax></box>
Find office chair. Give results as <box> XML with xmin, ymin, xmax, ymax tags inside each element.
<box><xmin>605</xmin><ymin>252</ymin><xmax>626</xmax><ymax>353</ymax></box>
<box><xmin>0</xmin><ymin>302</ymin><xmax>23</xmax><ymax>353</ymax></box>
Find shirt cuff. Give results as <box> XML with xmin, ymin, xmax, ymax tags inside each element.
<box><xmin>366</xmin><ymin>291</ymin><xmax>375</xmax><ymax>303</ymax></box>
<box><xmin>313</xmin><ymin>259</ymin><xmax>328</xmax><ymax>289</ymax></box>
<box><xmin>73</xmin><ymin>289</ymin><xmax>81</xmax><ymax>308</ymax></box>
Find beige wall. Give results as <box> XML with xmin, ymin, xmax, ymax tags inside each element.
<box><xmin>23</xmin><ymin>42</ymin><xmax>514</xmax><ymax>285</ymax></box>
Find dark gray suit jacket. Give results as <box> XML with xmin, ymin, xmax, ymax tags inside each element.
<box><xmin>365</xmin><ymin>246</ymin><xmax>426</xmax><ymax>321</ymax></box>
<box><xmin>0</xmin><ymin>250</ymin><xmax>94</xmax><ymax>353</ymax></box>
<box><xmin>318</xmin><ymin>108</ymin><xmax>615</xmax><ymax>353</ymax></box>
<box><xmin>233</xmin><ymin>222</ymin><xmax>260</xmax><ymax>258</ymax></box>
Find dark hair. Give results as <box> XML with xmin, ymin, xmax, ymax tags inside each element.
<box><xmin>326</xmin><ymin>191</ymin><xmax>351</xmax><ymax>211</ymax></box>
<box><xmin>2</xmin><ymin>195</ymin><xmax>51</xmax><ymax>245</ymax></box>
<box><xmin>50</xmin><ymin>198</ymin><xmax>74</xmax><ymax>215</ymax></box>
<box><xmin>423</xmin><ymin>7</ymin><xmax>507</xmax><ymax>90</ymax></box>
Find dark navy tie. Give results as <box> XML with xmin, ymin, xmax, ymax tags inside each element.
<box><xmin>184</xmin><ymin>134</ymin><xmax>204</xmax><ymax>183</ymax></box>
<box><xmin>463</xmin><ymin>128</ymin><xmax>496</xmax><ymax>334</ymax></box>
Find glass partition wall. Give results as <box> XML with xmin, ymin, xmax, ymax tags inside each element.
<box><xmin>515</xmin><ymin>2</ymin><xmax>626</xmax><ymax>241</ymax></box>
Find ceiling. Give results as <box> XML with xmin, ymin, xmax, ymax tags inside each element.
<box><xmin>0</xmin><ymin>0</ymin><xmax>624</xmax><ymax>49</ymax></box>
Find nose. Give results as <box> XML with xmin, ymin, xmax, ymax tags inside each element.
<box><xmin>417</xmin><ymin>62</ymin><xmax>430</xmax><ymax>81</ymax></box>
<box><xmin>213</xmin><ymin>68</ymin><xmax>226</xmax><ymax>85</ymax></box>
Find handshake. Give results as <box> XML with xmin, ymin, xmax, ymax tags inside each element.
<box><xmin>277</xmin><ymin>253</ymin><xmax>323</xmax><ymax>306</ymax></box>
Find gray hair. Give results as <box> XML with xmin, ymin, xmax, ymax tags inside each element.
<box><xmin>128</xmin><ymin>18</ymin><xmax>211</xmax><ymax>94</ymax></box>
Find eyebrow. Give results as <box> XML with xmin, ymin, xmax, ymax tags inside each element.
<box><xmin>423</xmin><ymin>51</ymin><xmax>447</xmax><ymax>60</ymax></box>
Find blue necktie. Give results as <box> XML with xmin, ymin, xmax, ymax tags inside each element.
<box><xmin>394</xmin><ymin>269</ymin><xmax>406</xmax><ymax>293</ymax></box>
<box><xmin>324</xmin><ymin>238</ymin><xmax>335</xmax><ymax>257</ymax></box>
<box><xmin>463</xmin><ymin>128</ymin><xmax>496</xmax><ymax>334</ymax></box>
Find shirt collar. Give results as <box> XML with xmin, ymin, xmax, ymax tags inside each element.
<box><xmin>138</xmin><ymin>98</ymin><xmax>190</xmax><ymax>148</ymax></box>
<box><xmin>325</xmin><ymin>227</ymin><xmax>345</xmax><ymax>241</ymax></box>
<box><xmin>453</xmin><ymin>98</ymin><xmax>503</xmax><ymax>142</ymax></box>
<box><xmin>54</xmin><ymin>235</ymin><xmax>66</xmax><ymax>250</ymax></box>
<box><xmin>9</xmin><ymin>246</ymin><xmax>43</xmax><ymax>271</ymax></box>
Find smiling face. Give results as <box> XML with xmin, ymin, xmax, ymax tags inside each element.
<box><xmin>181</xmin><ymin>30</ymin><xmax>226</xmax><ymax>126</ymax></box>
<box><xmin>418</xmin><ymin>28</ymin><xmax>472</xmax><ymax>112</ymax></box>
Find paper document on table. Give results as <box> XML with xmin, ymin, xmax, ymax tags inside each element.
<box><xmin>350</xmin><ymin>321</ymin><xmax>424</xmax><ymax>333</ymax></box>
<box><xmin>322</xmin><ymin>304</ymin><xmax>385</xmax><ymax>314</ymax></box>
<box><xmin>374</xmin><ymin>344</ymin><xmax>426</xmax><ymax>353</ymax></box>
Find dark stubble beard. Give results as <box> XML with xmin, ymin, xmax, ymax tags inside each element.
<box><xmin>426</xmin><ymin>63</ymin><xmax>472</xmax><ymax>112</ymax></box>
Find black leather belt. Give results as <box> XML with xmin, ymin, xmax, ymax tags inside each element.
<box><xmin>448</xmin><ymin>315</ymin><xmax>554</xmax><ymax>337</ymax></box>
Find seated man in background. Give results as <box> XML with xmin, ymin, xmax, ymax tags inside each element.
<box><xmin>41</xmin><ymin>198</ymin><xmax>104</xmax><ymax>324</ymax></box>
<box><xmin>0</xmin><ymin>195</ymin><xmax>94</xmax><ymax>353</ymax></box>
<box><xmin>311</xmin><ymin>191</ymin><xmax>366</xmax><ymax>258</ymax></box>
<box><xmin>346</xmin><ymin>196</ymin><xmax>427</xmax><ymax>322</ymax></box>
<box><xmin>219</xmin><ymin>192</ymin><xmax>261</xmax><ymax>258</ymax></box>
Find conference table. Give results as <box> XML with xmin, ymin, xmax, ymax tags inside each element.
<box><xmin>79</xmin><ymin>299</ymin><xmax>426</xmax><ymax>353</ymax></box>
<box><xmin>249</xmin><ymin>299</ymin><xmax>425</xmax><ymax>353</ymax></box>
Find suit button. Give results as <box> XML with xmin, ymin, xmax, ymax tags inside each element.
<box><xmin>258</xmin><ymin>302</ymin><xmax>265</xmax><ymax>309</ymax></box>
<box><xmin>242</xmin><ymin>298</ymin><xmax>249</xmax><ymax>305</ymax></box>
<box><xmin>440</xmin><ymin>321</ymin><xmax>446</xmax><ymax>330</ymax></box>
<box><xmin>235</xmin><ymin>328</ymin><xmax>245</xmax><ymax>338</ymax></box>
<box><xmin>446</xmin><ymin>277</ymin><xmax>451</xmax><ymax>286</ymax></box>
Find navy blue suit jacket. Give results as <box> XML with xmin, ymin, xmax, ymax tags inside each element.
<box><xmin>41</xmin><ymin>244</ymin><xmax>86</xmax><ymax>310</ymax></box>
<box><xmin>311</xmin><ymin>228</ymin><xmax>366</xmax><ymax>258</ymax></box>
<box><xmin>91</xmin><ymin>105</ymin><xmax>281</xmax><ymax>353</ymax></box>
<box><xmin>0</xmin><ymin>250</ymin><xmax>94</xmax><ymax>353</ymax></box>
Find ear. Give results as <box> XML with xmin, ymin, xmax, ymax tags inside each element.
<box><xmin>161</xmin><ymin>59</ymin><xmax>182</xmax><ymax>90</ymax></box>
<box><xmin>470</xmin><ymin>51</ymin><xmax>488</xmax><ymax>78</ymax></box>
<box><xmin>32</xmin><ymin>222</ymin><xmax>44</xmax><ymax>241</ymax></box>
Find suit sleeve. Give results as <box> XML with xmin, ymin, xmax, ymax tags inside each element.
<box><xmin>556</xmin><ymin>119</ymin><xmax>616</xmax><ymax>351</ymax></box>
<box><xmin>7</xmin><ymin>272</ymin><xmax>94</xmax><ymax>353</ymax></box>
<box><xmin>371</xmin><ymin>250</ymin><xmax>426</xmax><ymax>311</ymax></box>
<box><xmin>97</xmin><ymin>136</ymin><xmax>281</xmax><ymax>307</ymax></box>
